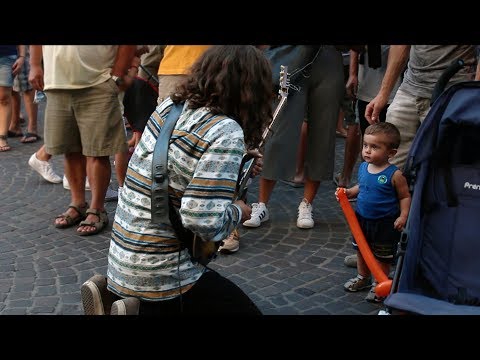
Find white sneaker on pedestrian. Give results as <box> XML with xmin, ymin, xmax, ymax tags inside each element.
<box><xmin>28</xmin><ymin>153</ymin><xmax>62</xmax><ymax>184</ymax></box>
<box><xmin>218</xmin><ymin>229</ymin><xmax>240</xmax><ymax>254</ymax></box>
<box><xmin>344</xmin><ymin>254</ymin><xmax>358</xmax><ymax>268</ymax></box>
<box><xmin>296</xmin><ymin>198</ymin><xmax>314</xmax><ymax>229</ymax></box>
<box><xmin>242</xmin><ymin>202</ymin><xmax>269</xmax><ymax>227</ymax></box>
<box><xmin>63</xmin><ymin>175</ymin><xmax>91</xmax><ymax>191</ymax></box>
<box><xmin>105</xmin><ymin>186</ymin><xmax>118</xmax><ymax>202</ymax></box>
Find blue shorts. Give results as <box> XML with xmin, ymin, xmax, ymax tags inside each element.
<box><xmin>0</xmin><ymin>55</ymin><xmax>16</xmax><ymax>87</ymax></box>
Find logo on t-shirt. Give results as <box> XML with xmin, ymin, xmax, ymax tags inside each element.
<box><xmin>377</xmin><ymin>175</ymin><xmax>388</xmax><ymax>184</ymax></box>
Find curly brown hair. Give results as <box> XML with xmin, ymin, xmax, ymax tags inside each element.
<box><xmin>171</xmin><ymin>45</ymin><xmax>273</xmax><ymax>148</ymax></box>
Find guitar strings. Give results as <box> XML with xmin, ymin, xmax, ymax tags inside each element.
<box><xmin>287</xmin><ymin>46</ymin><xmax>323</xmax><ymax>93</ymax></box>
<box><xmin>288</xmin><ymin>46</ymin><xmax>321</xmax><ymax>78</ymax></box>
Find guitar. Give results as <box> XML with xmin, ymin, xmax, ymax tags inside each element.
<box><xmin>191</xmin><ymin>66</ymin><xmax>291</xmax><ymax>265</ymax></box>
<box><xmin>235</xmin><ymin>65</ymin><xmax>290</xmax><ymax>201</ymax></box>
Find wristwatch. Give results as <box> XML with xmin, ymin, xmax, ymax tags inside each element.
<box><xmin>111</xmin><ymin>75</ymin><xmax>125</xmax><ymax>87</ymax></box>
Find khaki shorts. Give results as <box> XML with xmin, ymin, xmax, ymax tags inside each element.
<box><xmin>44</xmin><ymin>79</ymin><xmax>127</xmax><ymax>157</ymax></box>
<box><xmin>386</xmin><ymin>88</ymin><xmax>430</xmax><ymax>169</ymax></box>
<box><xmin>157</xmin><ymin>74</ymin><xmax>188</xmax><ymax>104</ymax></box>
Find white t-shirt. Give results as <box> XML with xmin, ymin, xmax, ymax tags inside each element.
<box><xmin>357</xmin><ymin>45</ymin><xmax>401</xmax><ymax>104</ymax></box>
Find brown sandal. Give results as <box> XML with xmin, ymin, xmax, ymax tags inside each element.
<box><xmin>0</xmin><ymin>135</ymin><xmax>11</xmax><ymax>152</ymax></box>
<box><xmin>55</xmin><ymin>203</ymin><xmax>89</xmax><ymax>229</ymax></box>
<box><xmin>77</xmin><ymin>208</ymin><xmax>109</xmax><ymax>236</ymax></box>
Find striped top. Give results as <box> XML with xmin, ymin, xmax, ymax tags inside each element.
<box><xmin>107</xmin><ymin>98</ymin><xmax>245</xmax><ymax>301</ymax></box>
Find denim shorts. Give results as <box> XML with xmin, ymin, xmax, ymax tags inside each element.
<box><xmin>0</xmin><ymin>55</ymin><xmax>17</xmax><ymax>87</ymax></box>
<box><xmin>13</xmin><ymin>54</ymin><xmax>32</xmax><ymax>92</ymax></box>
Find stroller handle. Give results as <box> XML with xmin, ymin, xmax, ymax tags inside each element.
<box><xmin>430</xmin><ymin>59</ymin><xmax>465</xmax><ymax>106</ymax></box>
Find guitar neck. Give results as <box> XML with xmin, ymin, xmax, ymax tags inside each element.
<box><xmin>258</xmin><ymin>95</ymin><xmax>288</xmax><ymax>149</ymax></box>
<box><xmin>235</xmin><ymin>94</ymin><xmax>289</xmax><ymax>200</ymax></box>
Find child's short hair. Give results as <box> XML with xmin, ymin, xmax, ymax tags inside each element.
<box><xmin>365</xmin><ymin>122</ymin><xmax>401</xmax><ymax>149</ymax></box>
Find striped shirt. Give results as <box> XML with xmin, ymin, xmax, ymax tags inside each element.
<box><xmin>107</xmin><ymin>98</ymin><xmax>245</xmax><ymax>301</ymax></box>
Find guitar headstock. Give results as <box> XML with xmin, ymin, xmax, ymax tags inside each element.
<box><xmin>278</xmin><ymin>65</ymin><xmax>289</xmax><ymax>100</ymax></box>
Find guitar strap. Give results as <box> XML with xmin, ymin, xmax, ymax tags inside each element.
<box><xmin>151</xmin><ymin>102</ymin><xmax>184</xmax><ymax>224</ymax></box>
<box><xmin>150</xmin><ymin>102</ymin><xmax>229</xmax><ymax>266</ymax></box>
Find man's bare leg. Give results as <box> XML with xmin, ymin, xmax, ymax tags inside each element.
<box><xmin>77</xmin><ymin>156</ymin><xmax>111</xmax><ymax>233</ymax></box>
<box><xmin>55</xmin><ymin>152</ymin><xmax>86</xmax><ymax>227</ymax></box>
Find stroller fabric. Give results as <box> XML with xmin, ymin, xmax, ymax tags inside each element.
<box><xmin>385</xmin><ymin>81</ymin><xmax>480</xmax><ymax>314</ymax></box>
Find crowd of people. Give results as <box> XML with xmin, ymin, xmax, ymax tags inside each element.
<box><xmin>0</xmin><ymin>44</ymin><xmax>478</xmax><ymax>315</ymax></box>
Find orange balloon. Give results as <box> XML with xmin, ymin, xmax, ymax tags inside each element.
<box><xmin>337</xmin><ymin>188</ymin><xmax>392</xmax><ymax>297</ymax></box>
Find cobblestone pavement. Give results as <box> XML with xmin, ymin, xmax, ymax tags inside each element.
<box><xmin>0</xmin><ymin>103</ymin><xmax>384</xmax><ymax>315</ymax></box>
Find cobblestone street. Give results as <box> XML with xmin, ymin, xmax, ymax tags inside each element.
<box><xmin>0</xmin><ymin>102</ymin><xmax>384</xmax><ymax>315</ymax></box>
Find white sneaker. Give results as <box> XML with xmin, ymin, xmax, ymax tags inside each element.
<box><xmin>63</xmin><ymin>175</ymin><xmax>91</xmax><ymax>191</ymax></box>
<box><xmin>28</xmin><ymin>153</ymin><xmax>62</xmax><ymax>184</ymax></box>
<box><xmin>296</xmin><ymin>198</ymin><xmax>314</xmax><ymax>229</ymax></box>
<box><xmin>243</xmin><ymin>202</ymin><xmax>269</xmax><ymax>227</ymax></box>
<box><xmin>105</xmin><ymin>186</ymin><xmax>118</xmax><ymax>202</ymax></box>
<box><xmin>218</xmin><ymin>229</ymin><xmax>240</xmax><ymax>254</ymax></box>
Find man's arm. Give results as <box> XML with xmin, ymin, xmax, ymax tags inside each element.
<box><xmin>180</xmin><ymin>131</ymin><xmax>246</xmax><ymax>242</ymax></box>
<box><xmin>111</xmin><ymin>45</ymin><xmax>138</xmax><ymax>78</ymax></box>
<box><xmin>365</xmin><ymin>45</ymin><xmax>410</xmax><ymax>123</ymax></box>
<box><xmin>17</xmin><ymin>45</ymin><xmax>26</xmax><ymax>57</ymax></box>
<box><xmin>29</xmin><ymin>45</ymin><xmax>44</xmax><ymax>90</ymax></box>
<box><xmin>346</xmin><ymin>48</ymin><xmax>360</xmax><ymax>98</ymax></box>
<box><xmin>12</xmin><ymin>45</ymin><xmax>26</xmax><ymax>76</ymax></box>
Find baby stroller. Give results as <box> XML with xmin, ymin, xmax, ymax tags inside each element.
<box><xmin>382</xmin><ymin>60</ymin><xmax>480</xmax><ymax>315</ymax></box>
